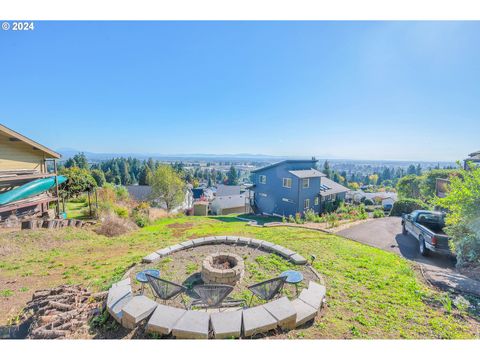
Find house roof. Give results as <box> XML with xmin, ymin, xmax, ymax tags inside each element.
<box><xmin>251</xmin><ymin>159</ymin><xmax>318</xmax><ymax>173</ymax></box>
<box><xmin>465</xmin><ymin>151</ymin><xmax>480</xmax><ymax>162</ymax></box>
<box><xmin>216</xmin><ymin>184</ymin><xmax>242</xmax><ymax>196</ymax></box>
<box><xmin>212</xmin><ymin>194</ymin><xmax>247</xmax><ymax>209</ymax></box>
<box><xmin>0</xmin><ymin>123</ymin><xmax>61</xmax><ymax>159</ymax></box>
<box><xmin>319</xmin><ymin>177</ymin><xmax>349</xmax><ymax>196</ymax></box>
<box><xmin>126</xmin><ymin>185</ymin><xmax>152</xmax><ymax>202</ymax></box>
<box><xmin>289</xmin><ymin>168</ymin><xmax>326</xmax><ymax>178</ymax></box>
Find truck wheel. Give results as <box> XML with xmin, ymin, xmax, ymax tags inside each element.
<box><xmin>419</xmin><ymin>236</ymin><xmax>429</xmax><ymax>256</ymax></box>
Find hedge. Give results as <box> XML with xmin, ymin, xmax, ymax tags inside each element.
<box><xmin>390</xmin><ymin>198</ymin><xmax>428</xmax><ymax>216</ymax></box>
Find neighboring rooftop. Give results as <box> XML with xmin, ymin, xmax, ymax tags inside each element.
<box><xmin>319</xmin><ymin>177</ymin><xmax>350</xmax><ymax>196</ymax></box>
<box><xmin>289</xmin><ymin>169</ymin><xmax>326</xmax><ymax>179</ymax></box>
<box><xmin>465</xmin><ymin>150</ymin><xmax>480</xmax><ymax>162</ymax></box>
<box><xmin>126</xmin><ymin>185</ymin><xmax>152</xmax><ymax>202</ymax></box>
<box><xmin>216</xmin><ymin>184</ymin><xmax>242</xmax><ymax>196</ymax></box>
<box><xmin>0</xmin><ymin>123</ymin><xmax>61</xmax><ymax>159</ymax></box>
<box><xmin>251</xmin><ymin>159</ymin><xmax>318</xmax><ymax>173</ymax></box>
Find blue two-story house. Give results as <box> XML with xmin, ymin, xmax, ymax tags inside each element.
<box><xmin>250</xmin><ymin>159</ymin><xmax>349</xmax><ymax>217</ymax></box>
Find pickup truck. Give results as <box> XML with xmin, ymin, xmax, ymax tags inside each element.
<box><xmin>401</xmin><ymin>210</ymin><xmax>452</xmax><ymax>256</ymax></box>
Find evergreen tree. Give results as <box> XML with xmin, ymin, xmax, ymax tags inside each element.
<box><xmin>323</xmin><ymin>160</ymin><xmax>331</xmax><ymax>178</ymax></box>
<box><xmin>407</xmin><ymin>164</ymin><xmax>417</xmax><ymax>175</ymax></box>
<box><xmin>227</xmin><ymin>165</ymin><xmax>239</xmax><ymax>185</ymax></box>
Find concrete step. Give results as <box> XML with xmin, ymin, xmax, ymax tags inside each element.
<box><xmin>146</xmin><ymin>303</ymin><xmax>187</xmax><ymax>336</ymax></box>
<box><xmin>262</xmin><ymin>296</ymin><xmax>297</xmax><ymax>330</ymax></box>
<box><xmin>171</xmin><ymin>310</ymin><xmax>210</xmax><ymax>339</ymax></box>
<box><xmin>242</xmin><ymin>305</ymin><xmax>278</xmax><ymax>337</ymax></box>
<box><xmin>122</xmin><ymin>295</ymin><xmax>158</xmax><ymax>329</ymax></box>
<box><xmin>210</xmin><ymin>309</ymin><xmax>243</xmax><ymax>339</ymax></box>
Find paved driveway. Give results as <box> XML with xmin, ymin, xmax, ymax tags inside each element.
<box><xmin>337</xmin><ymin>217</ymin><xmax>480</xmax><ymax>296</ymax></box>
<box><xmin>337</xmin><ymin>216</ymin><xmax>453</xmax><ymax>268</ymax></box>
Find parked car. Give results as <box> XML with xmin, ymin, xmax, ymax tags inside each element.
<box><xmin>401</xmin><ymin>210</ymin><xmax>452</xmax><ymax>257</ymax></box>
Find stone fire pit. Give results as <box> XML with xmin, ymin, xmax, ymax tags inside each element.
<box><xmin>201</xmin><ymin>253</ymin><xmax>244</xmax><ymax>286</ymax></box>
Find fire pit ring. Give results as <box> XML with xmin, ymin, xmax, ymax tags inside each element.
<box><xmin>201</xmin><ymin>253</ymin><xmax>244</xmax><ymax>286</ymax></box>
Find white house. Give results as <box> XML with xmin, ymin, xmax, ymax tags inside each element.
<box><xmin>210</xmin><ymin>194</ymin><xmax>249</xmax><ymax>215</ymax></box>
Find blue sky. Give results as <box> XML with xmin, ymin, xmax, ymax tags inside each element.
<box><xmin>0</xmin><ymin>21</ymin><xmax>479</xmax><ymax>161</ymax></box>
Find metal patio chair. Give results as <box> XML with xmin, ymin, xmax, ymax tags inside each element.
<box><xmin>190</xmin><ymin>284</ymin><xmax>245</xmax><ymax>310</ymax></box>
<box><xmin>247</xmin><ymin>275</ymin><xmax>288</xmax><ymax>306</ymax></box>
<box><xmin>146</xmin><ymin>273</ymin><xmax>188</xmax><ymax>306</ymax></box>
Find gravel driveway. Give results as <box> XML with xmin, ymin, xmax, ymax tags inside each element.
<box><xmin>337</xmin><ymin>217</ymin><xmax>480</xmax><ymax>296</ymax></box>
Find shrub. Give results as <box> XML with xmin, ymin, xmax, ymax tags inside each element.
<box><xmin>115</xmin><ymin>186</ymin><xmax>130</xmax><ymax>201</ymax></box>
<box><xmin>95</xmin><ymin>214</ymin><xmax>137</xmax><ymax>237</ymax></box>
<box><xmin>326</xmin><ymin>213</ymin><xmax>339</xmax><ymax>228</ymax></box>
<box><xmin>288</xmin><ymin>215</ymin><xmax>295</xmax><ymax>223</ymax></box>
<box><xmin>435</xmin><ymin>164</ymin><xmax>480</xmax><ymax>267</ymax></box>
<box><xmin>304</xmin><ymin>209</ymin><xmax>317</xmax><ymax>222</ymax></box>
<box><xmin>294</xmin><ymin>213</ymin><xmax>303</xmax><ymax>224</ymax></box>
<box><xmin>114</xmin><ymin>205</ymin><xmax>129</xmax><ymax>218</ymax></box>
<box><xmin>69</xmin><ymin>194</ymin><xmax>87</xmax><ymax>203</ymax></box>
<box><xmin>133</xmin><ymin>214</ymin><xmax>149</xmax><ymax>227</ymax></box>
<box><xmin>363</xmin><ymin>198</ymin><xmax>374</xmax><ymax>206</ymax></box>
<box><xmin>282</xmin><ymin>216</ymin><xmax>287</xmax><ymax>223</ymax></box>
<box><xmin>390</xmin><ymin>198</ymin><xmax>427</xmax><ymax>216</ymax></box>
<box><xmin>373</xmin><ymin>209</ymin><xmax>384</xmax><ymax>218</ymax></box>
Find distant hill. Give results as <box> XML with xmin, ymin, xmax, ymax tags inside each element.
<box><xmin>56</xmin><ymin>148</ymin><xmax>456</xmax><ymax>168</ymax></box>
<box><xmin>56</xmin><ymin>148</ymin><xmax>290</xmax><ymax>163</ymax></box>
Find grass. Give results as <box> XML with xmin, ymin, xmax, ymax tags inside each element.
<box><xmin>64</xmin><ymin>201</ymin><xmax>91</xmax><ymax>219</ymax></box>
<box><xmin>0</xmin><ymin>214</ymin><xmax>478</xmax><ymax>339</ymax></box>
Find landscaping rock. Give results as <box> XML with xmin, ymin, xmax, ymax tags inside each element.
<box><xmin>237</xmin><ymin>237</ymin><xmax>251</xmax><ymax>246</ymax></box>
<box><xmin>179</xmin><ymin>240</ymin><xmax>194</xmax><ymax>249</ymax></box>
<box><xmin>156</xmin><ymin>247</ymin><xmax>172</xmax><ymax>257</ymax></box>
<box><xmin>298</xmin><ymin>285</ymin><xmax>325</xmax><ymax>311</ymax></box>
<box><xmin>121</xmin><ymin>295</ymin><xmax>158</xmax><ymax>329</ymax></box>
<box><xmin>192</xmin><ymin>236</ymin><xmax>217</xmax><ymax>246</ymax></box>
<box><xmin>262</xmin><ymin>296</ymin><xmax>296</xmax><ymax>330</ymax></box>
<box><xmin>108</xmin><ymin>293</ymin><xmax>133</xmax><ymax>323</ymax></box>
<box><xmin>289</xmin><ymin>253</ymin><xmax>307</xmax><ymax>265</ymax></box>
<box><xmin>213</xmin><ymin>235</ymin><xmax>227</xmax><ymax>243</ymax></box>
<box><xmin>225</xmin><ymin>236</ymin><xmax>238</xmax><ymax>244</ymax></box>
<box><xmin>172</xmin><ymin>310</ymin><xmax>210</xmax><ymax>339</ymax></box>
<box><xmin>168</xmin><ymin>244</ymin><xmax>184</xmax><ymax>253</ymax></box>
<box><xmin>260</xmin><ymin>241</ymin><xmax>276</xmax><ymax>251</ymax></box>
<box><xmin>107</xmin><ymin>284</ymin><xmax>132</xmax><ymax>309</ymax></box>
<box><xmin>291</xmin><ymin>298</ymin><xmax>317</xmax><ymax>327</ymax></box>
<box><xmin>271</xmin><ymin>245</ymin><xmax>296</xmax><ymax>258</ymax></box>
<box><xmin>112</xmin><ymin>278</ymin><xmax>131</xmax><ymax>288</ymax></box>
<box><xmin>242</xmin><ymin>305</ymin><xmax>278</xmax><ymax>337</ymax></box>
<box><xmin>146</xmin><ymin>304</ymin><xmax>187</xmax><ymax>336</ymax></box>
<box><xmin>249</xmin><ymin>238</ymin><xmax>264</xmax><ymax>248</ymax></box>
<box><xmin>307</xmin><ymin>281</ymin><xmax>325</xmax><ymax>294</ymax></box>
<box><xmin>143</xmin><ymin>252</ymin><xmax>161</xmax><ymax>263</ymax></box>
<box><xmin>210</xmin><ymin>309</ymin><xmax>243</xmax><ymax>339</ymax></box>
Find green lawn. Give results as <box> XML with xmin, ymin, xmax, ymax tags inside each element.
<box><xmin>0</xmin><ymin>215</ymin><xmax>478</xmax><ymax>339</ymax></box>
<box><xmin>64</xmin><ymin>201</ymin><xmax>91</xmax><ymax>219</ymax></box>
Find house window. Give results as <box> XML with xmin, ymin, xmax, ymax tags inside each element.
<box><xmin>282</xmin><ymin>178</ymin><xmax>292</xmax><ymax>188</ymax></box>
<box><xmin>304</xmin><ymin>198</ymin><xmax>310</xmax><ymax>209</ymax></box>
<box><xmin>282</xmin><ymin>198</ymin><xmax>293</xmax><ymax>203</ymax></box>
<box><xmin>302</xmin><ymin>178</ymin><xmax>310</xmax><ymax>188</ymax></box>
<box><xmin>259</xmin><ymin>175</ymin><xmax>267</xmax><ymax>184</ymax></box>
<box><xmin>314</xmin><ymin>196</ymin><xmax>319</xmax><ymax>206</ymax></box>
<box><xmin>258</xmin><ymin>192</ymin><xmax>267</xmax><ymax>197</ymax></box>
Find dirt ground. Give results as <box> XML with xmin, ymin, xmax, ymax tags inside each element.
<box><xmin>131</xmin><ymin>243</ymin><xmax>317</xmax><ymax>308</ymax></box>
